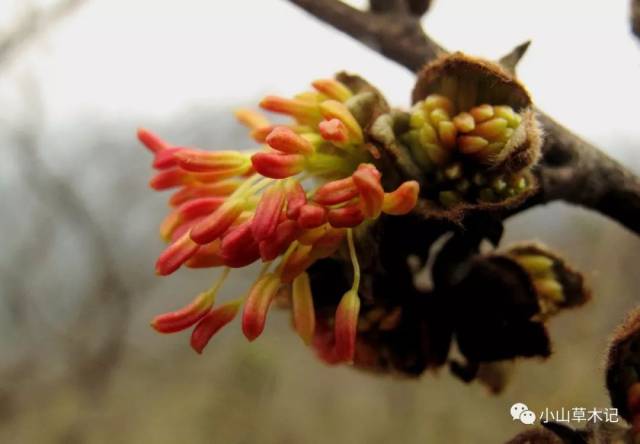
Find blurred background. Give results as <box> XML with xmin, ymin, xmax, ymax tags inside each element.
<box><xmin>0</xmin><ymin>0</ymin><xmax>639</xmax><ymax>442</ymax></box>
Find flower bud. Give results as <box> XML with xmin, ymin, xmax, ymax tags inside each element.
<box><xmin>266</xmin><ymin>126</ymin><xmax>315</xmax><ymax>155</ymax></box>
<box><xmin>258</xmin><ymin>220</ymin><xmax>300</xmax><ymax>261</ymax></box>
<box><xmin>186</xmin><ymin>240</ymin><xmax>225</xmax><ymax>269</ymax></box>
<box><xmin>452</xmin><ymin>112</ymin><xmax>475</xmax><ymax>133</ymax></box>
<box><xmin>260</xmin><ymin>96</ymin><xmax>322</xmax><ymax>123</ymax></box>
<box><xmin>327</xmin><ymin>204</ymin><xmax>365</xmax><ymax>228</ymax></box>
<box><xmin>607</xmin><ymin>308</ymin><xmax>640</xmax><ymax>423</ymax></box>
<box><xmin>351</xmin><ymin>163</ymin><xmax>384</xmax><ymax>219</ymax></box>
<box><xmin>152</xmin><ymin>289</ymin><xmax>216</xmax><ymax>333</ymax></box>
<box><xmin>469</xmin><ymin>104</ymin><xmax>494</xmax><ymax>123</ymax></box>
<box><xmin>505</xmin><ymin>243</ymin><xmax>590</xmax><ymax>317</ymax></box>
<box><xmin>312</xmin><ymin>78</ymin><xmax>352</xmax><ymax>102</ymax></box>
<box><xmin>174</xmin><ymin>149</ymin><xmax>250</xmax><ymax>175</ymax></box>
<box><xmin>251</xmin><ymin>183</ymin><xmax>286</xmax><ymax>241</ymax></box>
<box><xmin>284</xmin><ymin>180</ymin><xmax>307</xmax><ymax>219</ymax></box>
<box><xmin>234</xmin><ymin>109</ymin><xmax>270</xmax><ymax>130</ymax></box>
<box><xmin>292</xmin><ymin>272</ymin><xmax>316</xmax><ymax>345</ymax></box>
<box><xmin>412</xmin><ymin>52</ymin><xmax>541</xmax><ymax>174</ymax></box>
<box><xmin>279</xmin><ymin>244</ymin><xmax>315</xmax><ymax>284</ymax></box>
<box><xmin>309</xmin><ymin>227</ymin><xmax>346</xmax><ymax>259</ymax></box>
<box><xmin>190</xmin><ymin>198</ymin><xmax>245</xmax><ymax>244</ymax></box>
<box><xmin>149</xmin><ymin>168</ymin><xmax>191</xmax><ymax>190</ymax></box>
<box><xmin>220</xmin><ymin>221</ymin><xmax>261</xmax><ymax>268</ymax></box>
<box><xmin>318</xmin><ymin>118</ymin><xmax>349</xmax><ymax>143</ymax></box>
<box><xmin>297</xmin><ymin>204</ymin><xmax>328</xmax><ymax>229</ymax></box>
<box><xmin>297</xmin><ymin>224</ymin><xmax>331</xmax><ymax>246</ymax></box>
<box><xmin>319</xmin><ymin>100</ymin><xmax>363</xmax><ymax>144</ymax></box>
<box><xmin>155</xmin><ymin>232</ymin><xmax>199</xmax><ymax>276</ymax></box>
<box><xmin>191</xmin><ymin>300</ymin><xmax>241</xmax><ymax>354</ymax></box>
<box><xmin>334</xmin><ymin>289</ymin><xmax>361</xmax><ymax>363</ymax></box>
<box><xmin>251</xmin><ymin>152</ymin><xmax>305</xmax><ymax>179</ymax></box>
<box><xmin>381</xmin><ymin>181</ymin><xmax>420</xmax><ymax>215</ymax></box>
<box><xmin>152</xmin><ymin>147</ymin><xmax>182</xmax><ymax>170</ymax></box>
<box><xmin>313</xmin><ymin>177</ymin><xmax>359</xmax><ymax>206</ymax></box>
<box><xmin>168</xmin><ymin>179</ymin><xmax>242</xmax><ymax>207</ymax></box>
<box><xmin>160</xmin><ymin>197</ymin><xmax>226</xmax><ymax>241</ymax></box>
<box><xmin>242</xmin><ymin>273</ymin><xmax>281</xmax><ymax>341</ymax></box>
<box><xmin>138</xmin><ymin>128</ymin><xmax>170</xmax><ymax>153</ymax></box>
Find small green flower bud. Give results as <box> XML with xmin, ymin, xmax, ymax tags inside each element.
<box><xmin>478</xmin><ymin>188</ymin><xmax>497</xmax><ymax>202</ymax></box>
<box><xmin>444</xmin><ymin>162</ymin><xmax>463</xmax><ymax>180</ymax></box>
<box><xmin>439</xmin><ymin>190</ymin><xmax>462</xmax><ymax>208</ymax></box>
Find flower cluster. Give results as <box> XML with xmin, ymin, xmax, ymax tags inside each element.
<box><xmin>138</xmin><ymin>77</ymin><xmax>419</xmax><ymax>361</ymax></box>
<box><xmin>508</xmin><ymin>250</ymin><xmax>564</xmax><ymax>317</ymax></box>
<box><xmin>401</xmin><ymin>94</ymin><xmax>531</xmax><ymax>208</ymax></box>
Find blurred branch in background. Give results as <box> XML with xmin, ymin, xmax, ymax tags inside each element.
<box><xmin>0</xmin><ymin>0</ymin><xmax>142</xmax><ymax>439</ymax></box>
<box><xmin>288</xmin><ymin>0</ymin><xmax>640</xmax><ymax>236</ymax></box>
<box><xmin>10</xmin><ymin>80</ymin><xmax>133</xmax><ymax>396</ymax></box>
<box><xmin>0</xmin><ymin>0</ymin><xmax>86</xmax><ymax>69</ymax></box>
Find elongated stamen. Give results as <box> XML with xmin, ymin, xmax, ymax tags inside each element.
<box><xmin>151</xmin><ymin>267</ymin><xmax>230</xmax><ymax>333</ymax></box>
<box><xmin>347</xmin><ymin>228</ymin><xmax>360</xmax><ymax>291</ymax></box>
<box><xmin>140</xmin><ymin>76</ymin><xmax>423</xmax><ymax>358</ymax></box>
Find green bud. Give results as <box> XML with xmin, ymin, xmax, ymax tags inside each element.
<box><xmin>439</xmin><ymin>190</ymin><xmax>462</xmax><ymax>208</ymax></box>
<box><xmin>444</xmin><ymin>162</ymin><xmax>463</xmax><ymax>180</ymax></box>
<box><xmin>472</xmin><ymin>172</ymin><xmax>487</xmax><ymax>186</ymax></box>
<box><xmin>478</xmin><ymin>188</ymin><xmax>497</xmax><ymax>202</ymax></box>
<box><xmin>514</xmin><ymin>255</ymin><xmax>554</xmax><ymax>277</ymax></box>
<box><xmin>491</xmin><ymin>176</ymin><xmax>507</xmax><ymax>193</ymax></box>
<box><xmin>455</xmin><ymin>178</ymin><xmax>471</xmax><ymax>194</ymax></box>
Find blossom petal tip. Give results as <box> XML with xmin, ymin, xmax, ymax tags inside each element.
<box><xmin>334</xmin><ymin>289</ymin><xmax>360</xmax><ymax>363</ymax></box>
<box><xmin>241</xmin><ymin>274</ymin><xmax>280</xmax><ymax>341</ymax></box>
<box><xmin>190</xmin><ymin>301</ymin><xmax>240</xmax><ymax>353</ymax></box>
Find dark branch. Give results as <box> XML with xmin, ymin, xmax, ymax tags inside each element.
<box><xmin>405</xmin><ymin>0</ymin><xmax>433</xmax><ymax>17</ymax></box>
<box><xmin>370</xmin><ymin>0</ymin><xmax>433</xmax><ymax>17</ymax></box>
<box><xmin>288</xmin><ymin>0</ymin><xmax>444</xmax><ymax>72</ymax></box>
<box><xmin>369</xmin><ymin>0</ymin><xmax>409</xmax><ymax>14</ymax></box>
<box><xmin>287</xmin><ymin>0</ymin><xmax>640</xmax><ymax>235</ymax></box>
<box><xmin>536</xmin><ymin>112</ymin><xmax>640</xmax><ymax>234</ymax></box>
<box><xmin>633</xmin><ymin>0</ymin><xmax>640</xmax><ymax>39</ymax></box>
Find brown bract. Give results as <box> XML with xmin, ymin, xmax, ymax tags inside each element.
<box><xmin>606</xmin><ymin>307</ymin><xmax>640</xmax><ymax>420</ymax></box>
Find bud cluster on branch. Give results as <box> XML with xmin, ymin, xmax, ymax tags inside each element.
<box><xmin>136</xmin><ymin>53</ymin><xmax>592</xmax><ymax>381</ymax></box>
<box><xmin>139</xmin><ymin>74</ymin><xmax>420</xmax><ymax>361</ymax></box>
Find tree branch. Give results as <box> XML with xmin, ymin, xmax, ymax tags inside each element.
<box><xmin>536</xmin><ymin>112</ymin><xmax>640</xmax><ymax>233</ymax></box>
<box><xmin>633</xmin><ymin>0</ymin><xmax>640</xmax><ymax>39</ymax></box>
<box><xmin>287</xmin><ymin>0</ymin><xmax>640</xmax><ymax>235</ymax></box>
<box><xmin>289</xmin><ymin>0</ymin><xmax>444</xmax><ymax>72</ymax></box>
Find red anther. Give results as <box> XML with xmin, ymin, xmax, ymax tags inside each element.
<box><xmin>252</xmin><ymin>184</ymin><xmax>286</xmax><ymax>241</ymax></box>
<box><xmin>138</xmin><ymin>128</ymin><xmax>170</xmax><ymax>153</ymax></box>
<box><xmin>327</xmin><ymin>205</ymin><xmax>365</xmax><ymax>228</ymax></box>
<box><xmin>259</xmin><ymin>220</ymin><xmax>300</xmax><ymax>261</ymax></box>
<box><xmin>297</xmin><ymin>204</ymin><xmax>327</xmax><ymax>229</ymax></box>
<box><xmin>285</xmin><ymin>180</ymin><xmax>307</xmax><ymax>219</ymax></box>
<box><xmin>251</xmin><ymin>152</ymin><xmax>305</xmax><ymax>179</ymax></box>
<box><xmin>155</xmin><ymin>232</ymin><xmax>199</xmax><ymax>276</ymax></box>
<box><xmin>313</xmin><ymin>177</ymin><xmax>358</xmax><ymax>206</ymax></box>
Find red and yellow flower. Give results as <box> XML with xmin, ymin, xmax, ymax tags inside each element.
<box><xmin>139</xmin><ymin>77</ymin><xmax>419</xmax><ymax>362</ymax></box>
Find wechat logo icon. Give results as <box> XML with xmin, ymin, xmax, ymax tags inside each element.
<box><xmin>511</xmin><ymin>402</ymin><xmax>536</xmax><ymax>425</ymax></box>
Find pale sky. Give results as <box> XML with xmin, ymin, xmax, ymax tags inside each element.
<box><xmin>1</xmin><ymin>0</ymin><xmax>639</xmax><ymax>156</ymax></box>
